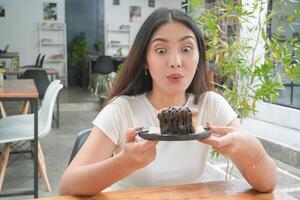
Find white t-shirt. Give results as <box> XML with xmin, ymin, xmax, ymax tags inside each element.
<box><xmin>93</xmin><ymin>91</ymin><xmax>237</xmax><ymax>190</ymax></box>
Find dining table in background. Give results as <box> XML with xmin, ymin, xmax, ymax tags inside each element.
<box><xmin>4</xmin><ymin>67</ymin><xmax>60</xmax><ymax>127</ymax></box>
<box><xmin>0</xmin><ymin>52</ymin><xmax>19</xmax><ymax>59</ymax></box>
<box><xmin>0</xmin><ymin>52</ymin><xmax>19</xmax><ymax>66</ymax></box>
<box><xmin>0</xmin><ymin>79</ymin><xmax>39</xmax><ymax>198</ymax></box>
<box><xmin>34</xmin><ymin>180</ymin><xmax>296</xmax><ymax>200</ymax></box>
<box><xmin>4</xmin><ymin>67</ymin><xmax>59</xmax><ymax>81</ymax></box>
<box><xmin>86</xmin><ymin>53</ymin><xmax>125</xmax><ymax>90</ymax></box>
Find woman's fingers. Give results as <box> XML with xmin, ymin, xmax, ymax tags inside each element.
<box><xmin>136</xmin><ymin>140</ymin><xmax>159</xmax><ymax>151</ymax></box>
<box><xmin>206</xmin><ymin>122</ymin><xmax>235</xmax><ymax>136</ymax></box>
<box><xmin>200</xmin><ymin>134</ymin><xmax>234</xmax><ymax>148</ymax></box>
<box><xmin>126</xmin><ymin>128</ymin><xmax>158</xmax><ymax>151</ymax></box>
<box><xmin>125</xmin><ymin>127</ymin><xmax>143</xmax><ymax>142</ymax></box>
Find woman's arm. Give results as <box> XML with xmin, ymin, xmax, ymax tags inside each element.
<box><xmin>59</xmin><ymin>127</ymin><xmax>158</xmax><ymax>196</ymax></box>
<box><xmin>201</xmin><ymin>119</ymin><xmax>277</xmax><ymax>192</ymax></box>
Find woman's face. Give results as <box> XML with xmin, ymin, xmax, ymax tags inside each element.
<box><xmin>146</xmin><ymin>21</ymin><xmax>199</xmax><ymax>96</ymax></box>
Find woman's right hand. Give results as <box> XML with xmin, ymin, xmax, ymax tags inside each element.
<box><xmin>121</xmin><ymin>128</ymin><xmax>159</xmax><ymax>170</ymax></box>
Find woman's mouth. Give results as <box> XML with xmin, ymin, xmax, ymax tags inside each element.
<box><xmin>166</xmin><ymin>73</ymin><xmax>184</xmax><ymax>83</ymax></box>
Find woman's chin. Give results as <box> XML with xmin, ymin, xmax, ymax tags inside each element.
<box><xmin>163</xmin><ymin>88</ymin><xmax>188</xmax><ymax>96</ymax></box>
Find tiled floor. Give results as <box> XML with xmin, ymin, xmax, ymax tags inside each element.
<box><xmin>0</xmin><ymin>87</ymin><xmax>299</xmax><ymax>199</ymax></box>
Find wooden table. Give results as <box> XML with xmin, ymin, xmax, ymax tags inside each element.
<box><xmin>3</xmin><ymin>68</ymin><xmax>60</xmax><ymax>127</ymax></box>
<box><xmin>0</xmin><ymin>52</ymin><xmax>19</xmax><ymax>59</ymax></box>
<box><xmin>35</xmin><ymin>180</ymin><xmax>296</xmax><ymax>200</ymax></box>
<box><xmin>0</xmin><ymin>79</ymin><xmax>39</xmax><ymax>198</ymax></box>
<box><xmin>4</xmin><ymin>67</ymin><xmax>59</xmax><ymax>81</ymax></box>
<box><xmin>86</xmin><ymin>54</ymin><xmax>125</xmax><ymax>90</ymax></box>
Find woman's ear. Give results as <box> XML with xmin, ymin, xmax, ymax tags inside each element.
<box><xmin>144</xmin><ymin>64</ymin><xmax>149</xmax><ymax>75</ymax></box>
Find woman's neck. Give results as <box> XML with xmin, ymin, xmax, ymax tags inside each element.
<box><xmin>146</xmin><ymin>91</ymin><xmax>187</xmax><ymax>111</ymax></box>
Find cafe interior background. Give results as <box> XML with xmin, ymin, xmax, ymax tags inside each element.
<box><xmin>0</xmin><ymin>0</ymin><xmax>299</xmax><ymax>199</ymax></box>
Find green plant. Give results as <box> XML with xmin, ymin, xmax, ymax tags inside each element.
<box><xmin>115</xmin><ymin>63</ymin><xmax>124</xmax><ymax>82</ymax></box>
<box><xmin>11</xmin><ymin>56</ymin><xmax>19</xmax><ymax>69</ymax></box>
<box><xmin>94</xmin><ymin>40</ymin><xmax>104</xmax><ymax>55</ymax></box>
<box><xmin>187</xmin><ymin>0</ymin><xmax>300</xmax><ymax>178</ymax></box>
<box><xmin>189</xmin><ymin>0</ymin><xmax>300</xmax><ymax>133</ymax></box>
<box><xmin>0</xmin><ymin>65</ymin><xmax>4</xmax><ymax>86</ymax></box>
<box><xmin>69</xmin><ymin>32</ymin><xmax>89</xmax><ymax>68</ymax></box>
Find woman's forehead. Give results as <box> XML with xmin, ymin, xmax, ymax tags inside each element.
<box><xmin>150</xmin><ymin>21</ymin><xmax>195</xmax><ymax>41</ymax></box>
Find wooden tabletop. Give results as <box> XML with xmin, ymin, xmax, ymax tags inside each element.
<box><xmin>4</xmin><ymin>67</ymin><xmax>59</xmax><ymax>76</ymax></box>
<box><xmin>0</xmin><ymin>52</ymin><xmax>19</xmax><ymax>59</ymax></box>
<box><xmin>35</xmin><ymin>180</ymin><xmax>296</xmax><ymax>200</ymax></box>
<box><xmin>0</xmin><ymin>79</ymin><xmax>38</xmax><ymax>98</ymax></box>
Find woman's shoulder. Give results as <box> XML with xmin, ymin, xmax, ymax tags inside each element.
<box><xmin>188</xmin><ymin>91</ymin><xmax>229</xmax><ymax>112</ymax></box>
<box><xmin>106</xmin><ymin>93</ymin><xmax>146</xmax><ymax>108</ymax></box>
<box><xmin>198</xmin><ymin>91</ymin><xmax>225</xmax><ymax>103</ymax></box>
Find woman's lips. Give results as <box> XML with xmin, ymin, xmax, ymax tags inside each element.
<box><xmin>166</xmin><ymin>73</ymin><xmax>184</xmax><ymax>83</ymax></box>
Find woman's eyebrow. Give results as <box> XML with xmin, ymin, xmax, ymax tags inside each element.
<box><xmin>151</xmin><ymin>35</ymin><xmax>195</xmax><ymax>43</ymax></box>
<box><xmin>179</xmin><ymin>35</ymin><xmax>196</xmax><ymax>42</ymax></box>
<box><xmin>151</xmin><ymin>37</ymin><xmax>169</xmax><ymax>43</ymax></box>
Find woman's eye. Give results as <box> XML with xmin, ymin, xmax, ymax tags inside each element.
<box><xmin>155</xmin><ymin>48</ymin><xmax>167</xmax><ymax>54</ymax></box>
<box><xmin>182</xmin><ymin>46</ymin><xmax>192</xmax><ymax>52</ymax></box>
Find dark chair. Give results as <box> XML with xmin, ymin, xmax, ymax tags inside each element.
<box><xmin>20</xmin><ymin>69</ymin><xmax>50</xmax><ymax>114</ymax></box>
<box><xmin>92</xmin><ymin>56</ymin><xmax>115</xmax><ymax>99</ymax></box>
<box><xmin>21</xmin><ymin>69</ymin><xmax>50</xmax><ymax>99</ymax></box>
<box><xmin>38</xmin><ymin>54</ymin><xmax>46</xmax><ymax>68</ymax></box>
<box><xmin>35</xmin><ymin>54</ymin><xmax>42</xmax><ymax>67</ymax></box>
<box><xmin>68</xmin><ymin>129</ymin><xmax>92</xmax><ymax>165</ymax></box>
<box><xmin>93</xmin><ymin>56</ymin><xmax>115</xmax><ymax>74</ymax></box>
<box><xmin>21</xmin><ymin>54</ymin><xmax>45</xmax><ymax>68</ymax></box>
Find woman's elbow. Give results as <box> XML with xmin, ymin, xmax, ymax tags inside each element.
<box><xmin>254</xmin><ymin>183</ymin><xmax>276</xmax><ymax>193</ymax></box>
<box><xmin>254</xmin><ymin>175</ymin><xmax>277</xmax><ymax>193</ymax></box>
<box><xmin>59</xmin><ymin>176</ymin><xmax>105</xmax><ymax>196</ymax></box>
<box><xmin>59</xmin><ymin>182</ymin><xmax>96</xmax><ymax>196</ymax></box>
<box><xmin>59</xmin><ymin>176</ymin><xmax>71</xmax><ymax>196</ymax></box>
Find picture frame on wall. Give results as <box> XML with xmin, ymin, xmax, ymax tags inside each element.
<box><xmin>148</xmin><ymin>0</ymin><xmax>155</xmax><ymax>7</ymax></box>
<box><xmin>130</xmin><ymin>6</ymin><xmax>141</xmax><ymax>23</ymax></box>
<box><xmin>43</xmin><ymin>2</ymin><xmax>57</xmax><ymax>21</ymax></box>
<box><xmin>113</xmin><ymin>0</ymin><xmax>120</xmax><ymax>5</ymax></box>
<box><xmin>0</xmin><ymin>6</ymin><xmax>5</xmax><ymax>17</ymax></box>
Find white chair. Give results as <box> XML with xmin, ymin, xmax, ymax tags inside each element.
<box><xmin>0</xmin><ymin>83</ymin><xmax>63</xmax><ymax>192</ymax></box>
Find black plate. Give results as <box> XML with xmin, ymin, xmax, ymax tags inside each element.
<box><xmin>138</xmin><ymin>128</ymin><xmax>211</xmax><ymax>141</ymax></box>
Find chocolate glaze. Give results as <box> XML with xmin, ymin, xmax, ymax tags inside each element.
<box><xmin>158</xmin><ymin>107</ymin><xmax>195</xmax><ymax>135</ymax></box>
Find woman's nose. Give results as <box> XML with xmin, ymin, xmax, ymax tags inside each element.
<box><xmin>168</xmin><ymin>52</ymin><xmax>182</xmax><ymax>68</ymax></box>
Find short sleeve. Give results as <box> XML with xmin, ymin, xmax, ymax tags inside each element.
<box><xmin>206</xmin><ymin>92</ymin><xmax>237</xmax><ymax>126</ymax></box>
<box><xmin>92</xmin><ymin>99</ymin><xmax>125</xmax><ymax>145</ymax></box>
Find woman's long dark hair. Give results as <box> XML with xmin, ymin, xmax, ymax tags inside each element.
<box><xmin>108</xmin><ymin>8</ymin><xmax>212</xmax><ymax>104</ymax></box>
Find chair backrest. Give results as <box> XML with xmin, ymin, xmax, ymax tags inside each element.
<box><xmin>94</xmin><ymin>56</ymin><xmax>114</xmax><ymax>74</ymax></box>
<box><xmin>21</xmin><ymin>69</ymin><xmax>50</xmax><ymax>99</ymax></box>
<box><xmin>39</xmin><ymin>83</ymin><xmax>63</xmax><ymax>138</ymax></box>
<box><xmin>68</xmin><ymin>129</ymin><xmax>92</xmax><ymax>165</ymax></box>
<box><xmin>35</xmin><ymin>54</ymin><xmax>41</xmax><ymax>67</ymax></box>
<box><xmin>38</xmin><ymin>54</ymin><xmax>46</xmax><ymax>68</ymax></box>
<box><xmin>20</xmin><ymin>54</ymin><xmax>42</xmax><ymax>68</ymax></box>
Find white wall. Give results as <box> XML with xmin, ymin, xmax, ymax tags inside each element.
<box><xmin>0</xmin><ymin>0</ymin><xmax>65</xmax><ymax>66</ymax></box>
<box><xmin>253</xmin><ymin>101</ymin><xmax>300</xmax><ymax>130</ymax></box>
<box><xmin>104</xmin><ymin>0</ymin><xmax>182</xmax><ymax>56</ymax></box>
<box><xmin>241</xmin><ymin>0</ymin><xmax>267</xmax><ymax>67</ymax></box>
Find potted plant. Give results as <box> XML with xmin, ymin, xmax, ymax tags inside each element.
<box><xmin>68</xmin><ymin>32</ymin><xmax>89</xmax><ymax>86</ymax></box>
<box><xmin>0</xmin><ymin>63</ymin><xmax>4</xmax><ymax>86</ymax></box>
<box><xmin>93</xmin><ymin>40</ymin><xmax>104</xmax><ymax>56</ymax></box>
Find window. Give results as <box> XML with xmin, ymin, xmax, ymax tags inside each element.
<box><xmin>267</xmin><ymin>0</ymin><xmax>300</xmax><ymax>109</ymax></box>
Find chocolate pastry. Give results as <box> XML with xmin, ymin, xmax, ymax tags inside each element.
<box><xmin>157</xmin><ymin>107</ymin><xmax>198</xmax><ymax>135</ymax></box>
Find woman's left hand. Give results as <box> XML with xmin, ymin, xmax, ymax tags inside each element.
<box><xmin>200</xmin><ymin>122</ymin><xmax>264</xmax><ymax>161</ymax></box>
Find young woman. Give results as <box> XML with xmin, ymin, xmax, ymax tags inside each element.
<box><xmin>60</xmin><ymin>8</ymin><xmax>276</xmax><ymax>195</ymax></box>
